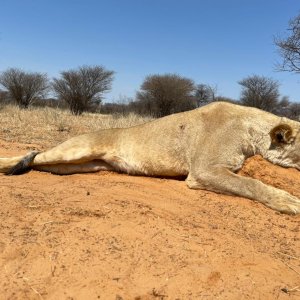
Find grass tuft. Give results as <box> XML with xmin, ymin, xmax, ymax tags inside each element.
<box><xmin>0</xmin><ymin>105</ymin><xmax>153</xmax><ymax>148</ymax></box>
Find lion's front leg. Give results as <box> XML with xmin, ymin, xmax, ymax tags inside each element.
<box><xmin>186</xmin><ymin>167</ymin><xmax>300</xmax><ymax>214</ymax></box>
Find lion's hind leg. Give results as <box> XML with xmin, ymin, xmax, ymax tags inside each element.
<box><xmin>1</xmin><ymin>133</ymin><xmax>113</xmax><ymax>175</ymax></box>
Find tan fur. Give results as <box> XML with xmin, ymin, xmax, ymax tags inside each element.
<box><xmin>1</xmin><ymin>102</ymin><xmax>300</xmax><ymax>214</ymax></box>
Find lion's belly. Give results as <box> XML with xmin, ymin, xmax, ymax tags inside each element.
<box><xmin>105</xmin><ymin>154</ymin><xmax>189</xmax><ymax>177</ymax></box>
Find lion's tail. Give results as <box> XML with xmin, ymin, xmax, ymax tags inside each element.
<box><xmin>0</xmin><ymin>151</ymin><xmax>39</xmax><ymax>175</ymax></box>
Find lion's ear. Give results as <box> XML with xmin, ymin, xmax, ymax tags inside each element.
<box><xmin>270</xmin><ymin>124</ymin><xmax>294</xmax><ymax>146</ymax></box>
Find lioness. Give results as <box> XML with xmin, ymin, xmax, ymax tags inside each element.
<box><xmin>0</xmin><ymin>102</ymin><xmax>300</xmax><ymax>214</ymax></box>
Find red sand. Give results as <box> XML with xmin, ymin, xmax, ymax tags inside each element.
<box><xmin>0</xmin><ymin>140</ymin><xmax>299</xmax><ymax>299</ymax></box>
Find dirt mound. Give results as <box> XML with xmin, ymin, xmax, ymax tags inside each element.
<box><xmin>0</xmin><ymin>141</ymin><xmax>299</xmax><ymax>299</ymax></box>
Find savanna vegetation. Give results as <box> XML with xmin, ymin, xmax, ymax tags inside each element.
<box><xmin>1</xmin><ymin>13</ymin><xmax>300</xmax><ymax>121</ymax></box>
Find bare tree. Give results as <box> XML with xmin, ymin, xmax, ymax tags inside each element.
<box><xmin>288</xmin><ymin>102</ymin><xmax>300</xmax><ymax>120</ymax></box>
<box><xmin>52</xmin><ymin>65</ymin><xmax>114</xmax><ymax>115</ymax></box>
<box><xmin>238</xmin><ymin>75</ymin><xmax>280</xmax><ymax>112</ymax></box>
<box><xmin>136</xmin><ymin>74</ymin><xmax>196</xmax><ymax>117</ymax></box>
<box><xmin>0</xmin><ymin>68</ymin><xmax>48</xmax><ymax>108</ymax></box>
<box><xmin>0</xmin><ymin>89</ymin><xmax>9</xmax><ymax>103</ymax></box>
<box><xmin>275</xmin><ymin>13</ymin><xmax>300</xmax><ymax>73</ymax></box>
<box><xmin>194</xmin><ymin>83</ymin><xmax>217</xmax><ymax>107</ymax></box>
<box><xmin>275</xmin><ymin>96</ymin><xmax>300</xmax><ymax>120</ymax></box>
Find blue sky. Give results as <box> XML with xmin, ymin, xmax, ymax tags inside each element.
<box><xmin>0</xmin><ymin>0</ymin><xmax>299</xmax><ymax>102</ymax></box>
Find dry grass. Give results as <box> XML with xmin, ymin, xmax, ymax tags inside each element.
<box><xmin>0</xmin><ymin>105</ymin><xmax>153</xmax><ymax>149</ymax></box>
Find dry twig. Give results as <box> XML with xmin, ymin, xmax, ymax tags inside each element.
<box><xmin>278</xmin><ymin>251</ymin><xmax>300</xmax><ymax>261</ymax></box>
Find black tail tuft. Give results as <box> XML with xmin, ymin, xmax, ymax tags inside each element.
<box><xmin>5</xmin><ymin>151</ymin><xmax>40</xmax><ymax>175</ymax></box>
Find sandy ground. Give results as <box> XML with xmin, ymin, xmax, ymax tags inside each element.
<box><xmin>0</xmin><ymin>139</ymin><xmax>300</xmax><ymax>300</ymax></box>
